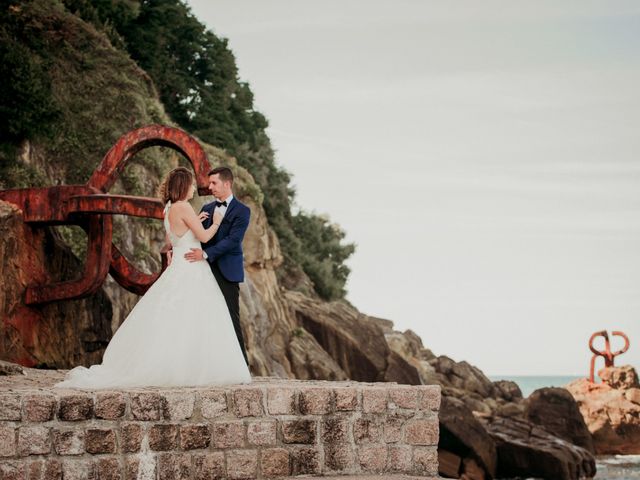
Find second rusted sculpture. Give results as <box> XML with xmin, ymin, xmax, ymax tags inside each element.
<box><xmin>588</xmin><ymin>330</ymin><xmax>630</xmax><ymax>383</ymax></box>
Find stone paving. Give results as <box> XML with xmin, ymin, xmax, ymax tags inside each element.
<box><xmin>0</xmin><ymin>371</ymin><xmax>440</xmax><ymax>479</ymax></box>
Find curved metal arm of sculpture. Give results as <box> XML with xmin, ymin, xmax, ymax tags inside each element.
<box><xmin>588</xmin><ymin>329</ymin><xmax>631</xmax><ymax>383</ymax></box>
<box><xmin>610</xmin><ymin>331</ymin><xmax>630</xmax><ymax>356</ymax></box>
<box><xmin>0</xmin><ymin>125</ymin><xmax>212</xmax><ymax>304</ymax></box>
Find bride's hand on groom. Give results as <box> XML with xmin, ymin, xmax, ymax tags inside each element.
<box><xmin>184</xmin><ymin>248</ymin><xmax>204</xmax><ymax>262</ymax></box>
<box><xmin>198</xmin><ymin>211</ymin><xmax>209</xmax><ymax>222</ymax></box>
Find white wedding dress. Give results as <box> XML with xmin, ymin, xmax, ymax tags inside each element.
<box><xmin>55</xmin><ymin>201</ymin><xmax>252</xmax><ymax>389</ymax></box>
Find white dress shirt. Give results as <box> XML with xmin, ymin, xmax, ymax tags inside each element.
<box><xmin>202</xmin><ymin>194</ymin><xmax>233</xmax><ymax>260</ymax></box>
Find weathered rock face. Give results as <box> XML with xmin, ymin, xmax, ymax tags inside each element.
<box><xmin>482</xmin><ymin>415</ymin><xmax>596</xmax><ymax>480</ymax></box>
<box><xmin>284</xmin><ymin>291</ymin><xmax>422</xmax><ymax>385</ymax></box>
<box><xmin>566</xmin><ymin>366</ymin><xmax>640</xmax><ymax>454</ymax></box>
<box><xmin>599</xmin><ymin>364</ymin><xmax>639</xmax><ymax>390</ymax></box>
<box><xmin>524</xmin><ymin>388</ymin><xmax>595</xmax><ymax>454</ymax></box>
<box><xmin>439</xmin><ymin>396</ymin><xmax>497</xmax><ymax>479</ymax></box>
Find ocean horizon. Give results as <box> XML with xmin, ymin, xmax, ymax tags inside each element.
<box><xmin>489</xmin><ymin>374</ymin><xmax>584</xmax><ymax>398</ymax></box>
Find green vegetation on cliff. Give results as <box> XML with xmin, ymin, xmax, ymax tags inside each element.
<box><xmin>0</xmin><ymin>0</ymin><xmax>355</xmax><ymax>300</ymax></box>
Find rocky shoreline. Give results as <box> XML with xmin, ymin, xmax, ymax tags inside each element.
<box><xmin>566</xmin><ymin>365</ymin><xmax>640</xmax><ymax>456</ymax></box>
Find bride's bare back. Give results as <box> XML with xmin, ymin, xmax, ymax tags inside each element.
<box><xmin>167</xmin><ymin>201</ymin><xmax>222</xmax><ymax>242</ymax></box>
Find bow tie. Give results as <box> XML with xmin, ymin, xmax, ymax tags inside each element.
<box><xmin>214</xmin><ymin>200</ymin><xmax>228</xmax><ymax>208</ymax></box>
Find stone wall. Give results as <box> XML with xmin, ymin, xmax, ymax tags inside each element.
<box><xmin>0</xmin><ymin>376</ymin><xmax>440</xmax><ymax>479</ymax></box>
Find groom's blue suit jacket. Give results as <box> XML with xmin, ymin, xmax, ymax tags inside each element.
<box><xmin>200</xmin><ymin>197</ymin><xmax>250</xmax><ymax>283</ymax></box>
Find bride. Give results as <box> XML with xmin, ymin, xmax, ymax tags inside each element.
<box><xmin>55</xmin><ymin>167</ymin><xmax>252</xmax><ymax>389</ymax></box>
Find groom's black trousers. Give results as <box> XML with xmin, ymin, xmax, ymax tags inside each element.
<box><xmin>210</xmin><ymin>262</ymin><xmax>249</xmax><ymax>366</ymax></box>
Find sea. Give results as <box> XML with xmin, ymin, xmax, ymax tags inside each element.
<box><xmin>490</xmin><ymin>375</ymin><xmax>640</xmax><ymax>479</ymax></box>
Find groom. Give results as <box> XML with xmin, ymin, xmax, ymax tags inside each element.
<box><xmin>184</xmin><ymin>166</ymin><xmax>250</xmax><ymax>366</ymax></box>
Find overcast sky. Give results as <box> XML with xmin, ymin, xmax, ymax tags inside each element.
<box><xmin>187</xmin><ymin>0</ymin><xmax>640</xmax><ymax>376</ymax></box>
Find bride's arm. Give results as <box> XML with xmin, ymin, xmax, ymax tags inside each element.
<box><xmin>179</xmin><ymin>204</ymin><xmax>221</xmax><ymax>242</ymax></box>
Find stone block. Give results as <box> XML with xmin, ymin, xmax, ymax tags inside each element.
<box><xmin>387</xmin><ymin>445</ymin><xmax>412</xmax><ymax>472</ymax></box>
<box><xmin>93</xmin><ymin>457</ymin><xmax>122</xmax><ymax>480</ymax></box>
<box><xmin>125</xmin><ymin>456</ymin><xmax>156</xmax><ymax>480</ymax></box>
<box><xmin>324</xmin><ymin>442</ymin><xmax>356</xmax><ymax>472</ymax></box>
<box><xmin>322</xmin><ymin>415</ymin><xmax>350</xmax><ymax>443</ymax></box>
<box><xmin>85</xmin><ymin>428</ymin><xmax>116</xmax><ymax>454</ymax></box>
<box><xmin>212</xmin><ymin>421</ymin><xmax>245</xmax><ymax>448</ymax></box>
<box><xmin>58</xmin><ymin>394</ymin><xmax>93</xmax><ymax>421</ymax></box>
<box><xmin>0</xmin><ymin>393</ymin><xmax>21</xmax><ymax>420</ymax></box>
<box><xmin>227</xmin><ymin>449</ymin><xmax>258</xmax><ymax>480</ymax></box>
<box><xmin>148</xmin><ymin>424</ymin><xmax>179</xmax><ymax>451</ymax></box>
<box><xmin>157</xmin><ymin>453</ymin><xmax>190</xmax><ymax>480</ymax></box>
<box><xmin>413</xmin><ymin>446</ymin><xmax>438</xmax><ymax>475</ymax></box>
<box><xmin>281</xmin><ymin>418</ymin><xmax>317</xmax><ymax>444</ymax></box>
<box><xmin>18</xmin><ymin>426</ymin><xmax>51</xmax><ymax>456</ymax></box>
<box><xmin>43</xmin><ymin>459</ymin><xmax>63</xmax><ymax>479</ymax></box>
<box><xmin>266</xmin><ymin>387</ymin><xmax>296</xmax><ymax>415</ymax></box>
<box><xmin>130</xmin><ymin>393</ymin><xmax>162</xmax><ymax>421</ymax></box>
<box><xmin>95</xmin><ymin>392</ymin><xmax>126</xmax><ymax>420</ymax></box>
<box><xmin>246</xmin><ymin>420</ymin><xmax>277</xmax><ymax>446</ymax></box>
<box><xmin>23</xmin><ymin>459</ymin><xmax>62</xmax><ymax>479</ymax></box>
<box><xmin>61</xmin><ymin>459</ymin><xmax>93</xmax><ymax>480</ymax></box>
<box><xmin>199</xmin><ymin>390</ymin><xmax>228</xmax><ymax>419</ymax></box>
<box><xmin>27</xmin><ymin>459</ymin><xmax>44</xmax><ymax>479</ymax></box>
<box><xmin>180</xmin><ymin>424</ymin><xmax>210</xmax><ymax>450</ymax></box>
<box><xmin>161</xmin><ymin>392</ymin><xmax>195</xmax><ymax>420</ymax></box>
<box><xmin>353</xmin><ymin>417</ymin><xmax>382</xmax><ymax>444</ymax></box>
<box><xmin>418</xmin><ymin>385</ymin><xmax>441</xmax><ymax>411</ymax></box>
<box><xmin>0</xmin><ymin>425</ymin><xmax>16</xmax><ymax>457</ymax></box>
<box><xmin>389</xmin><ymin>387</ymin><xmax>418</xmax><ymax>410</ymax></box>
<box><xmin>23</xmin><ymin>394</ymin><xmax>56</xmax><ymax>422</ymax></box>
<box><xmin>358</xmin><ymin>445</ymin><xmax>388</xmax><ymax>472</ymax></box>
<box><xmin>261</xmin><ymin>448</ymin><xmax>290</xmax><ymax>478</ymax></box>
<box><xmin>193</xmin><ymin>452</ymin><xmax>225</xmax><ymax>480</ymax></box>
<box><xmin>362</xmin><ymin>388</ymin><xmax>387</xmax><ymax>413</ymax></box>
<box><xmin>120</xmin><ymin>423</ymin><xmax>143</xmax><ymax>453</ymax></box>
<box><xmin>299</xmin><ymin>388</ymin><xmax>333</xmax><ymax>415</ymax></box>
<box><xmin>0</xmin><ymin>461</ymin><xmax>25</xmax><ymax>480</ymax></box>
<box><xmin>35</xmin><ymin>459</ymin><xmax>61</xmax><ymax>480</ymax></box>
<box><xmin>53</xmin><ymin>428</ymin><xmax>84</xmax><ymax>455</ymax></box>
<box><xmin>233</xmin><ymin>388</ymin><xmax>264</xmax><ymax>417</ymax></box>
<box><xmin>290</xmin><ymin>447</ymin><xmax>320</xmax><ymax>476</ymax></box>
<box><xmin>405</xmin><ymin>418</ymin><xmax>439</xmax><ymax>445</ymax></box>
<box><xmin>384</xmin><ymin>412</ymin><xmax>411</xmax><ymax>443</ymax></box>
<box><xmin>334</xmin><ymin>387</ymin><xmax>358</xmax><ymax>411</ymax></box>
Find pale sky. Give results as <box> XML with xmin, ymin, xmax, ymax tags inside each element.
<box><xmin>187</xmin><ymin>0</ymin><xmax>640</xmax><ymax>375</ymax></box>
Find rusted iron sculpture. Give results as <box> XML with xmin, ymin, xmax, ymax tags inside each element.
<box><xmin>0</xmin><ymin>125</ymin><xmax>211</xmax><ymax>304</ymax></box>
<box><xmin>588</xmin><ymin>330</ymin><xmax>630</xmax><ymax>383</ymax></box>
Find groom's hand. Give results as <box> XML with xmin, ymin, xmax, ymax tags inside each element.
<box><xmin>184</xmin><ymin>248</ymin><xmax>204</xmax><ymax>262</ymax></box>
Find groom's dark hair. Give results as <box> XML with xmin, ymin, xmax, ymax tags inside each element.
<box><xmin>208</xmin><ymin>166</ymin><xmax>234</xmax><ymax>185</ymax></box>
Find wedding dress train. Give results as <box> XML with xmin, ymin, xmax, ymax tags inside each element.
<box><xmin>55</xmin><ymin>201</ymin><xmax>252</xmax><ymax>389</ymax></box>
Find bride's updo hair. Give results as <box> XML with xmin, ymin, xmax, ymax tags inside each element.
<box><xmin>158</xmin><ymin>167</ymin><xmax>194</xmax><ymax>203</ymax></box>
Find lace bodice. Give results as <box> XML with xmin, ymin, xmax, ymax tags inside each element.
<box><xmin>163</xmin><ymin>201</ymin><xmax>200</xmax><ymax>250</ymax></box>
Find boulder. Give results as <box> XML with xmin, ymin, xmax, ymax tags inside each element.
<box><xmin>429</xmin><ymin>356</ymin><xmax>497</xmax><ymax>399</ymax></box>
<box><xmin>383</xmin><ymin>350</ymin><xmax>421</xmax><ymax>385</ymax></box>
<box><xmin>524</xmin><ymin>387</ymin><xmax>595</xmax><ymax>453</ymax></box>
<box><xmin>439</xmin><ymin>396</ymin><xmax>497</xmax><ymax>478</ymax></box>
<box><xmin>566</xmin><ymin>372</ymin><xmax>640</xmax><ymax>454</ymax></box>
<box><xmin>285</xmin><ymin>291</ymin><xmax>390</xmax><ymax>382</ymax></box>
<box><xmin>599</xmin><ymin>364</ymin><xmax>639</xmax><ymax>390</ymax></box>
<box><xmin>0</xmin><ymin>359</ymin><xmax>24</xmax><ymax>376</ymax></box>
<box><xmin>286</xmin><ymin>328</ymin><xmax>348</xmax><ymax>381</ymax></box>
<box><xmin>483</xmin><ymin>415</ymin><xmax>596</xmax><ymax>480</ymax></box>
<box><xmin>492</xmin><ymin>380</ymin><xmax>523</xmax><ymax>402</ymax></box>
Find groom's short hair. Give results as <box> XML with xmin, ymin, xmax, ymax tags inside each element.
<box><xmin>208</xmin><ymin>166</ymin><xmax>234</xmax><ymax>185</ymax></box>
